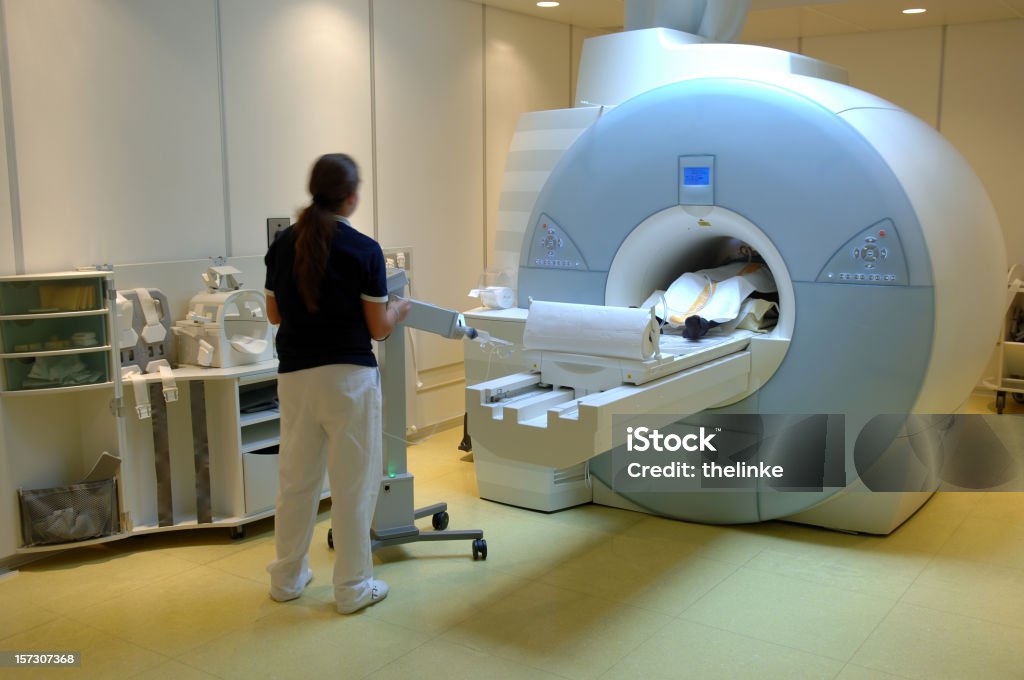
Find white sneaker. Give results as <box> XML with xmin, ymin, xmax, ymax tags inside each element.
<box><xmin>336</xmin><ymin>579</ymin><xmax>389</xmax><ymax>614</ymax></box>
<box><xmin>270</xmin><ymin>568</ymin><xmax>314</xmax><ymax>602</ymax></box>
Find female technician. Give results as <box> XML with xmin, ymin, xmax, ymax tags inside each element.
<box><xmin>264</xmin><ymin>153</ymin><xmax>410</xmax><ymax>614</ymax></box>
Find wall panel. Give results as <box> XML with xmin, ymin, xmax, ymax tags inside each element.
<box><xmin>373</xmin><ymin>0</ymin><xmax>484</xmax><ymax>372</ymax></box>
<box><xmin>0</xmin><ymin>24</ymin><xmax>14</xmax><ymax>276</ymax></box>
<box><xmin>942</xmin><ymin>20</ymin><xmax>1024</xmax><ymax>267</ymax></box>
<box><xmin>803</xmin><ymin>27</ymin><xmax>943</xmax><ymax>127</ymax></box>
<box><xmin>220</xmin><ymin>0</ymin><xmax>374</xmax><ymax>255</ymax></box>
<box><xmin>5</xmin><ymin>0</ymin><xmax>225</xmax><ymax>271</ymax></box>
<box><xmin>485</xmin><ymin>6</ymin><xmax>569</xmax><ymax>271</ymax></box>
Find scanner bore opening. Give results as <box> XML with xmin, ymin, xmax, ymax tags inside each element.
<box><xmin>606</xmin><ymin>206</ymin><xmax>794</xmax><ymax>401</ymax></box>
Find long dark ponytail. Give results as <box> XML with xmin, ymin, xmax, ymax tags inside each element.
<box><xmin>294</xmin><ymin>153</ymin><xmax>359</xmax><ymax>312</ymax></box>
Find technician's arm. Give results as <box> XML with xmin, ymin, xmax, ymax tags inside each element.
<box><xmin>266</xmin><ymin>295</ymin><xmax>282</xmax><ymax>325</ymax></box>
<box><xmin>363</xmin><ymin>298</ymin><xmax>412</xmax><ymax>341</ymax></box>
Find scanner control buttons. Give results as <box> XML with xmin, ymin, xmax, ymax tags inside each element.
<box><xmin>853</xmin><ymin>237</ymin><xmax>889</xmax><ymax>267</ymax></box>
<box><xmin>820</xmin><ymin>221</ymin><xmax>906</xmax><ymax>286</ymax></box>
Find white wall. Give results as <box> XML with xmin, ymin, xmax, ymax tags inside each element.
<box><xmin>374</xmin><ymin>0</ymin><xmax>483</xmax><ymax>377</ymax></box>
<box><xmin>802</xmin><ymin>28</ymin><xmax>943</xmax><ymax>128</ymax></box>
<box><xmin>219</xmin><ymin>0</ymin><xmax>375</xmax><ymax>253</ymax></box>
<box><xmin>485</xmin><ymin>7</ymin><xmax>570</xmax><ymax>270</ymax></box>
<box><xmin>4</xmin><ymin>0</ymin><xmax>226</xmax><ymax>271</ymax></box>
<box><xmin>0</xmin><ymin>0</ymin><xmax>589</xmax><ymax>431</ymax></box>
<box><xmin>941</xmin><ymin>20</ymin><xmax>1024</xmax><ymax>269</ymax></box>
<box><xmin>0</xmin><ymin>14</ymin><xmax>14</xmax><ymax>276</ymax></box>
<box><xmin>787</xmin><ymin>20</ymin><xmax>1024</xmax><ymax>270</ymax></box>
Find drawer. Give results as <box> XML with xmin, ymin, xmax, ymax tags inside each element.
<box><xmin>242</xmin><ymin>449</ymin><xmax>279</xmax><ymax>514</ymax></box>
<box><xmin>242</xmin><ymin>448</ymin><xmax>330</xmax><ymax>514</ymax></box>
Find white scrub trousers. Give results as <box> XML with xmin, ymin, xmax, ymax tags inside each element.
<box><xmin>267</xmin><ymin>364</ymin><xmax>382</xmax><ymax>608</ymax></box>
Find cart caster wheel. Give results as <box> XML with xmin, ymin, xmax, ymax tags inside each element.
<box><xmin>229</xmin><ymin>526</ymin><xmax>245</xmax><ymax>540</ymax></box>
<box><xmin>996</xmin><ymin>392</ymin><xmax>1006</xmax><ymax>414</ymax></box>
<box><xmin>1014</xmin><ymin>392</ymin><xmax>1024</xmax><ymax>405</ymax></box>
<box><xmin>472</xmin><ymin>538</ymin><xmax>487</xmax><ymax>560</ymax></box>
<box><xmin>327</xmin><ymin>528</ymin><xmax>334</xmax><ymax>550</ymax></box>
<box><xmin>432</xmin><ymin>511</ymin><xmax>450</xmax><ymax>531</ymax></box>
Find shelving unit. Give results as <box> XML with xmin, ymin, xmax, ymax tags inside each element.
<box><xmin>0</xmin><ymin>271</ymin><xmax>128</xmax><ymax>555</ymax></box>
<box><xmin>0</xmin><ymin>263</ymin><xmax>308</xmax><ymax>561</ymax></box>
<box><xmin>0</xmin><ymin>272</ymin><xmax>115</xmax><ymax>393</ymax></box>
<box><xmin>985</xmin><ymin>264</ymin><xmax>1024</xmax><ymax>413</ymax></box>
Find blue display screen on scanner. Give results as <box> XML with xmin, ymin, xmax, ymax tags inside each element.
<box><xmin>683</xmin><ymin>167</ymin><xmax>711</xmax><ymax>186</ymax></box>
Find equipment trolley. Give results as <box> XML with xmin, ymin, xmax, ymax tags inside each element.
<box><xmin>985</xmin><ymin>264</ymin><xmax>1024</xmax><ymax>414</ymax></box>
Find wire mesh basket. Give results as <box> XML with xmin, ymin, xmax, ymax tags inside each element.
<box><xmin>19</xmin><ymin>478</ymin><xmax>119</xmax><ymax>547</ymax></box>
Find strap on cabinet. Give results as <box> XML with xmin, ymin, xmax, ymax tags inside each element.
<box><xmin>148</xmin><ymin>382</ymin><xmax>174</xmax><ymax>527</ymax></box>
<box><xmin>135</xmin><ymin>287</ymin><xmax>167</xmax><ymax>344</ymax></box>
<box><xmin>190</xmin><ymin>382</ymin><xmax>213</xmax><ymax>524</ymax></box>
<box><xmin>115</xmin><ymin>292</ymin><xmax>139</xmax><ymax>348</ymax></box>
<box><xmin>122</xmin><ymin>366</ymin><xmax>151</xmax><ymax>419</ymax></box>
<box><xmin>147</xmin><ymin>359</ymin><xmax>178</xmax><ymax>403</ymax></box>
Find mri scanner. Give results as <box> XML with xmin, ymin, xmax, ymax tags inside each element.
<box><xmin>463</xmin><ymin>0</ymin><xmax>1007</xmax><ymax>533</ymax></box>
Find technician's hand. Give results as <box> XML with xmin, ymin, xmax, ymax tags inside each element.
<box><xmin>391</xmin><ymin>298</ymin><xmax>412</xmax><ymax>323</ymax></box>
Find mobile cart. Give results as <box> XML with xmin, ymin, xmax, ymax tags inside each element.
<box><xmin>985</xmin><ymin>264</ymin><xmax>1024</xmax><ymax>414</ymax></box>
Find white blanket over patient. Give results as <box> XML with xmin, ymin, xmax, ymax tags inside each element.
<box><xmin>642</xmin><ymin>262</ymin><xmax>778</xmax><ymax>331</ymax></box>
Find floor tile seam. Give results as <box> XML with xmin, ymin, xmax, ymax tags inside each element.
<box><xmin>528</xmin><ymin>574</ymin><xmax>712</xmax><ymax>618</ymax></box>
<box><xmin>473</xmin><ymin>560</ymin><xmax>557</xmax><ymax>582</ymax></box>
<box><xmin>360</xmin><ymin>601</ymin><xmax>484</xmax><ymax>638</ymax></box>
<box><xmin>22</xmin><ymin>610</ymin><xmax>187</xmax><ymax>665</ymax></box>
<box><xmin>203</xmin><ymin>559</ymin><xmax>272</xmax><ymax>591</ymax></box>
<box><xmin>525</xmin><ymin>505</ymin><xmax>650</xmax><ymax>532</ymax></box>
<box><xmin>559</xmin><ymin>529</ymin><xmax>756</xmax><ymax>569</ymax></box>
<box><xmin>927</xmin><ymin>549</ymin><xmax>1024</xmax><ymax>574</ymax></box>
<box><xmin>0</xmin><ymin>593</ymin><xmax>66</xmax><ymax>621</ymax></box>
<box><xmin>17</xmin><ymin>558</ymin><xmax>203</xmax><ymax>593</ymax></box>
<box><xmin>588</xmin><ymin>557</ymin><xmax>745</xmax><ymax>620</ymax></box>
<box><xmin>348</xmin><ymin>630</ymin><xmax>437</xmax><ymax>680</ymax></box>
<box><xmin>437</xmin><ymin>630</ymin><xmax>623</xmax><ymax>680</ymax></box>
<box><xmin>160</xmin><ymin>623</ymin><xmax>256</xmax><ymax>667</ymax></box>
<box><xmin>705</xmin><ymin>562</ymin><xmax>903</xmax><ymax>609</ymax></box>
<box><xmin>887</xmin><ymin>596</ymin><xmax>1024</xmax><ymax>633</ymax></box>
<box><xmin>161</xmin><ymin>655</ymin><xmax>230</xmax><ymax>679</ymax></box>
<box><xmin>667</xmin><ymin>615</ymin><xmax>857</xmax><ymax>666</ymax></box>
<box><xmin>588</xmin><ymin>608</ymin><xmax>680</xmax><ymax>678</ymax></box>
<box><xmin>119</xmin><ymin>558</ymin><xmax>214</xmax><ymax>591</ymax></box>
<box><xmin>365</xmin><ymin>636</ymin><xmax>581</xmax><ymax>680</ymax></box>
<box><xmin>123</xmin><ymin>652</ymin><xmax>207</xmax><ymax>680</ymax></box>
<box><xmin>441</xmin><ymin>584</ymin><xmax>673</xmax><ymax>642</ymax></box>
<box><xmin>833</xmin><ymin>661</ymin><xmax>915</xmax><ymax>680</ymax></box>
<box><xmin>915</xmin><ymin>550</ymin><xmax>1024</xmax><ymax>582</ymax></box>
<box><xmin>669</xmin><ymin>559</ymin><xmax>748</xmax><ymax>621</ymax></box>
<box><xmin>0</xmin><ymin>612</ymin><xmax>77</xmax><ymax>646</ymax></box>
<box><xmin>926</xmin><ymin>502</ymin><xmax>978</xmax><ymax>555</ymax></box>
<box><xmin>59</xmin><ymin>602</ymin><xmax>242</xmax><ymax>661</ymax></box>
<box><xmin>736</xmin><ymin>556</ymin><xmax>922</xmax><ymax>603</ymax></box>
<box><xmin>892</xmin><ymin>549</ymin><xmax>942</xmax><ymax>607</ymax></box>
<box><xmin>842</xmin><ymin>591</ymin><xmax>907</xmax><ymax>669</ymax></box>
<box><xmin>508</xmin><ymin>552</ymin><xmax>600</xmax><ymax>586</ymax></box>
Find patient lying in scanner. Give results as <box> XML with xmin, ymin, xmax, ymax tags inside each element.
<box><xmin>641</xmin><ymin>256</ymin><xmax>779</xmax><ymax>340</ymax></box>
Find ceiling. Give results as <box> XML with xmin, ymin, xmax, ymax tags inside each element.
<box><xmin>469</xmin><ymin>0</ymin><xmax>1024</xmax><ymax>41</ymax></box>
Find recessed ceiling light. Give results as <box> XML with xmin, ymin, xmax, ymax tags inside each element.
<box><xmin>536</xmin><ymin>1</ymin><xmax>560</xmax><ymax>7</ymax></box>
<box><xmin>902</xmin><ymin>8</ymin><xmax>927</xmax><ymax>14</ymax></box>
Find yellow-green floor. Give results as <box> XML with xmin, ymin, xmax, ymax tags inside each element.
<box><xmin>2</xmin><ymin>395</ymin><xmax>1023</xmax><ymax>679</ymax></box>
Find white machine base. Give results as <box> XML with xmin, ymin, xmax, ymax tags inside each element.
<box><xmin>473</xmin><ymin>443</ymin><xmax>592</xmax><ymax>512</ymax></box>
<box><xmin>590</xmin><ymin>476</ymin><xmax>932</xmax><ymax>534</ymax></box>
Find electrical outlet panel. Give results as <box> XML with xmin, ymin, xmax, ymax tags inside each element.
<box><xmin>266</xmin><ymin>218</ymin><xmax>290</xmax><ymax>246</ymax></box>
